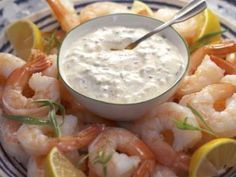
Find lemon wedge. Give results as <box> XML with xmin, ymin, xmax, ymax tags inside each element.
<box><xmin>189</xmin><ymin>138</ymin><xmax>236</xmax><ymax>177</ymax></box>
<box><xmin>45</xmin><ymin>147</ymin><xmax>86</xmax><ymax>177</ymax></box>
<box><xmin>131</xmin><ymin>0</ymin><xmax>154</xmax><ymax>17</ymax></box>
<box><xmin>197</xmin><ymin>9</ymin><xmax>221</xmax><ymax>42</ymax></box>
<box><xmin>6</xmin><ymin>19</ymin><xmax>43</xmax><ymax>60</ymax></box>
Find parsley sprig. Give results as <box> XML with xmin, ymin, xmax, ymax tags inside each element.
<box><xmin>5</xmin><ymin>99</ymin><xmax>65</xmax><ymax>137</ymax></box>
<box><xmin>175</xmin><ymin>104</ymin><xmax>218</xmax><ymax>137</ymax></box>
<box><xmin>93</xmin><ymin>150</ymin><xmax>113</xmax><ymax>177</ymax></box>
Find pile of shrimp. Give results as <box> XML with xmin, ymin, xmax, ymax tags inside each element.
<box><xmin>0</xmin><ymin>1</ymin><xmax>236</xmax><ymax>177</ymax></box>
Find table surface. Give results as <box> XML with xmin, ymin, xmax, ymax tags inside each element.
<box><xmin>0</xmin><ymin>0</ymin><xmax>235</xmax><ymax>34</ymax></box>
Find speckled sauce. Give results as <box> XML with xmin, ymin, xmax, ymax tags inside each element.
<box><xmin>61</xmin><ymin>27</ymin><xmax>185</xmax><ymax>104</ymax></box>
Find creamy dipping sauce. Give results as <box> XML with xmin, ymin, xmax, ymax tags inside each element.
<box><xmin>62</xmin><ymin>27</ymin><xmax>185</xmax><ymax>104</ymax></box>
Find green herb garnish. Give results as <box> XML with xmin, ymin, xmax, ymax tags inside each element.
<box><xmin>5</xmin><ymin>99</ymin><xmax>65</xmax><ymax>137</ymax></box>
<box><xmin>189</xmin><ymin>30</ymin><xmax>227</xmax><ymax>53</ymax></box>
<box><xmin>93</xmin><ymin>150</ymin><xmax>113</xmax><ymax>177</ymax></box>
<box><xmin>187</xmin><ymin>104</ymin><xmax>215</xmax><ymax>133</ymax></box>
<box><xmin>4</xmin><ymin>115</ymin><xmax>50</xmax><ymax>125</ymax></box>
<box><xmin>175</xmin><ymin>104</ymin><xmax>218</xmax><ymax>137</ymax></box>
<box><xmin>175</xmin><ymin>117</ymin><xmax>217</xmax><ymax>137</ymax></box>
<box><xmin>43</xmin><ymin>31</ymin><xmax>61</xmax><ymax>54</ymax></box>
<box><xmin>77</xmin><ymin>154</ymin><xmax>89</xmax><ymax>169</ymax></box>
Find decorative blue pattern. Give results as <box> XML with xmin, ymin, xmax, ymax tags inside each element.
<box><xmin>0</xmin><ymin>1</ymin><xmax>235</xmax><ymax>176</ymax></box>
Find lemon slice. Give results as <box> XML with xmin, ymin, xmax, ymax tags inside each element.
<box><xmin>45</xmin><ymin>147</ymin><xmax>86</xmax><ymax>177</ymax></box>
<box><xmin>6</xmin><ymin>19</ymin><xmax>43</xmax><ymax>60</ymax></box>
<box><xmin>131</xmin><ymin>0</ymin><xmax>154</xmax><ymax>17</ymax></box>
<box><xmin>189</xmin><ymin>138</ymin><xmax>236</xmax><ymax>177</ymax></box>
<box><xmin>197</xmin><ymin>9</ymin><xmax>221</xmax><ymax>42</ymax></box>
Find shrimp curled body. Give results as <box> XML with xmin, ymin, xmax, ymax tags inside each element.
<box><xmin>89</xmin><ymin>127</ymin><xmax>156</xmax><ymax>177</ymax></box>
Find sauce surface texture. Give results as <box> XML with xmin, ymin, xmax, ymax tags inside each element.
<box><xmin>62</xmin><ymin>27</ymin><xmax>185</xmax><ymax>104</ymax></box>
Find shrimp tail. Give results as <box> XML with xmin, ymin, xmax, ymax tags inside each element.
<box><xmin>189</xmin><ymin>41</ymin><xmax>236</xmax><ymax>74</ymax></box>
<box><xmin>57</xmin><ymin>124</ymin><xmax>105</xmax><ymax>152</ymax></box>
<box><xmin>4</xmin><ymin>50</ymin><xmax>51</xmax><ymax>89</ymax></box>
<box><xmin>210</xmin><ymin>55</ymin><xmax>236</xmax><ymax>74</ymax></box>
<box><xmin>25</xmin><ymin>51</ymin><xmax>52</xmax><ymax>74</ymax></box>
<box><xmin>46</xmin><ymin>0</ymin><xmax>80</xmax><ymax>32</ymax></box>
<box><xmin>133</xmin><ymin>160</ymin><xmax>156</xmax><ymax>177</ymax></box>
<box><xmin>205</xmin><ymin>41</ymin><xmax>236</xmax><ymax>55</ymax></box>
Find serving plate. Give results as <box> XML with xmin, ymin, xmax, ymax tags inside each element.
<box><xmin>0</xmin><ymin>0</ymin><xmax>235</xmax><ymax>176</ymax></box>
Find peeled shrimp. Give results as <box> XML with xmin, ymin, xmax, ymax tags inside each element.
<box><xmin>131</xmin><ymin>102</ymin><xmax>201</xmax><ymax>174</ymax></box>
<box><xmin>176</xmin><ymin>56</ymin><xmax>224</xmax><ymax>98</ymax></box>
<box><xmin>226</xmin><ymin>52</ymin><xmax>236</xmax><ymax>65</ymax></box>
<box><xmin>16</xmin><ymin>114</ymin><xmax>78</xmax><ymax>156</ymax></box>
<box><xmin>220</xmin><ymin>74</ymin><xmax>236</xmax><ymax>86</ymax></box>
<box><xmin>180</xmin><ymin>83</ymin><xmax>236</xmax><ymax>137</ymax></box>
<box><xmin>0</xmin><ymin>109</ymin><xmax>29</xmax><ymax>164</ymax></box>
<box><xmin>88</xmin><ymin>127</ymin><xmax>156</xmax><ymax>177</ymax></box>
<box><xmin>0</xmin><ymin>53</ymin><xmax>26</xmax><ymax>101</ymax></box>
<box><xmin>17</xmin><ymin>119</ymin><xmax>103</xmax><ymax>156</ymax></box>
<box><xmin>189</xmin><ymin>41</ymin><xmax>236</xmax><ymax>74</ymax></box>
<box><xmin>2</xmin><ymin>51</ymin><xmax>61</xmax><ymax>116</ymax></box>
<box><xmin>46</xmin><ymin>0</ymin><xmax>80</xmax><ymax>32</ymax></box>
<box><xmin>79</xmin><ymin>2</ymin><xmax>129</xmax><ymax>24</ymax></box>
<box><xmin>210</xmin><ymin>55</ymin><xmax>236</xmax><ymax>75</ymax></box>
<box><xmin>0</xmin><ymin>53</ymin><xmax>26</xmax><ymax>79</ymax></box>
<box><xmin>151</xmin><ymin>165</ymin><xmax>177</xmax><ymax>177</ymax></box>
<box><xmin>42</xmin><ymin>54</ymin><xmax>58</xmax><ymax>78</ymax></box>
<box><xmin>154</xmin><ymin>8</ymin><xmax>204</xmax><ymax>44</ymax></box>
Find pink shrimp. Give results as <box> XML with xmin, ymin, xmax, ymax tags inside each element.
<box><xmin>1</xmin><ymin>50</ymin><xmax>61</xmax><ymax>116</ymax></box>
<box><xmin>88</xmin><ymin>127</ymin><xmax>156</xmax><ymax>177</ymax></box>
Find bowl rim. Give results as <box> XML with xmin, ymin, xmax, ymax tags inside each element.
<box><xmin>57</xmin><ymin>13</ymin><xmax>190</xmax><ymax>106</ymax></box>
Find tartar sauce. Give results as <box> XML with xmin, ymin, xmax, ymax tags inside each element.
<box><xmin>62</xmin><ymin>27</ymin><xmax>185</xmax><ymax>104</ymax></box>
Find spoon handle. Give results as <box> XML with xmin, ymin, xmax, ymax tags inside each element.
<box><xmin>126</xmin><ymin>0</ymin><xmax>207</xmax><ymax>49</ymax></box>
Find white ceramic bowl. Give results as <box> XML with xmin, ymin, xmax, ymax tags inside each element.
<box><xmin>58</xmin><ymin>14</ymin><xmax>189</xmax><ymax>121</ymax></box>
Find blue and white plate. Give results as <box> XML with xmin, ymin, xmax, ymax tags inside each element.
<box><xmin>0</xmin><ymin>0</ymin><xmax>235</xmax><ymax>176</ymax></box>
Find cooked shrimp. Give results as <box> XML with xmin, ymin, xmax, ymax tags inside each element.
<box><xmin>210</xmin><ymin>55</ymin><xmax>236</xmax><ymax>74</ymax></box>
<box><xmin>180</xmin><ymin>83</ymin><xmax>236</xmax><ymax>137</ymax></box>
<box><xmin>0</xmin><ymin>53</ymin><xmax>26</xmax><ymax>79</ymax></box>
<box><xmin>0</xmin><ymin>53</ymin><xmax>26</xmax><ymax>101</ymax></box>
<box><xmin>0</xmin><ymin>109</ymin><xmax>29</xmax><ymax>164</ymax></box>
<box><xmin>42</xmin><ymin>54</ymin><xmax>58</xmax><ymax>78</ymax></box>
<box><xmin>17</xmin><ymin>119</ymin><xmax>103</xmax><ymax>156</ymax></box>
<box><xmin>220</xmin><ymin>75</ymin><xmax>236</xmax><ymax>86</ymax></box>
<box><xmin>151</xmin><ymin>165</ymin><xmax>177</xmax><ymax>177</ymax></box>
<box><xmin>1</xmin><ymin>51</ymin><xmax>61</xmax><ymax>116</ymax></box>
<box><xmin>88</xmin><ymin>127</ymin><xmax>155</xmax><ymax>177</ymax></box>
<box><xmin>16</xmin><ymin>114</ymin><xmax>78</xmax><ymax>156</ymax></box>
<box><xmin>131</xmin><ymin>102</ymin><xmax>201</xmax><ymax>174</ymax></box>
<box><xmin>79</xmin><ymin>2</ymin><xmax>129</xmax><ymax>24</ymax></box>
<box><xmin>176</xmin><ymin>56</ymin><xmax>224</xmax><ymax>98</ymax></box>
<box><xmin>226</xmin><ymin>52</ymin><xmax>236</xmax><ymax>64</ymax></box>
<box><xmin>154</xmin><ymin>8</ymin><xmax>204</xmax><ymax>44</ymax></box>
<box><xmin>46</xmin><ymin>0</ymin><xmax>80</xmax><ymax>32</ymax></box>
<box><xmin>189</xmin><ymin>41</ymin><xmax>236</xmax><ymax>74</ymax></box>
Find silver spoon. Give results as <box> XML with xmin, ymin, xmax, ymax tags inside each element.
<box><xmin>125</xmin><ymin>0</ymin><xmax>207</xmax><ymax>50</ymax></box>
